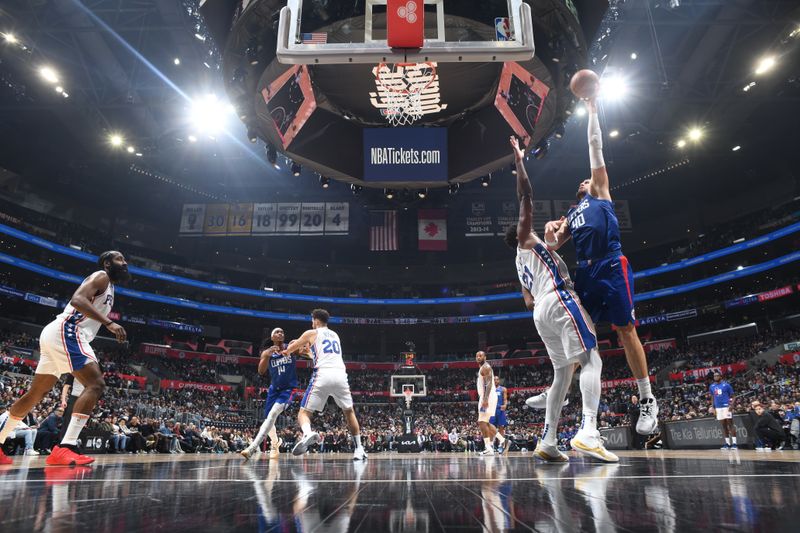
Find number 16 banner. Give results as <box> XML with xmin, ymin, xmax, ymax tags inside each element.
<box><xmin>418</xmin><ymin>209</ymin><xmax>447</xmax><ymax>251</ymax></box>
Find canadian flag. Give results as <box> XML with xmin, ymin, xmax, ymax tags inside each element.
<box><xmin>418</xmin><ymin>209</ymin><xmax>447</xmax><ymax>251</ymax></box>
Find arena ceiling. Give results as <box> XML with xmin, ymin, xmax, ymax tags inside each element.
<box><xmin>0</xmin><ymin>0</ymin><xmax>798</xmax><ymax>224</ymax></box>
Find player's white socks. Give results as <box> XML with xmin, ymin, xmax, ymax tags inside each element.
<box><xmin>496</xmin><ymin>433</ymin><xmax>506</xmax><ymax>444</ymax></box>
<box><xmin>636</xmin><ymin>378</ymin><xmax>654</xmax><ymax>400</ymax></box>
<box><xmin>60</xmin><ymin>413</ymin><xmax>89</xmax><ymax>446</ymax></box>
<box><xmin>250</xmin><ymin>404</ymin><xmax>285</xmax><ymax>451</ymax></box>
<box><xmin>301</xmin><ymin>422</ymin><xmax>312</xmax><ymax>437</ymax></box>
<box><xmin>544</xmin><ymin>365</ymin><xmax>575</xmax><ymax>446</ymax></box>
<box><xmin>483</xmin><ymin>437</ymin><xmax>493</xmax><ymax>450</ymax></box>
<box><xmin>250</xmin><ymin>419</ymin><xmax>271</xmax><ymax>452</ymax></box>
<box><xmin>725</xmin><ymin>437</ymin><xmax>731</xmax><ymax>446</ymax></box>
<box><xmin>0</xmin><ymin>412</ymin><xmax>22</xmax><ymax>445</ymax></box>
<box><xmin>268</xmin><ymin>426</ymin><xmax>279</xmax><ymax>448</ymax></box>
<box><xmin>352</xmin><ymin>435</ymin><xmax>364</xmax><ymax>452</ymax></box>
<box><xmin>579</xmin><ymin>348</ymin><xmax>603</xmax><ymax>433</ymax></box>
<box><xmin>731</xmin><ymin>436</ymin><xmax>737</xmax><ymax>445</ymax></box>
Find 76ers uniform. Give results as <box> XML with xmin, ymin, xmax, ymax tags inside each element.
<box><xmin>37</xmin><ymin>274</ymin><xmax>113</xmax><ymax>375</ymax></box>
<box><xmin>300</xmin><ymin>327</ymin><xmax>354</xmax><ymax>412</ymax></box>
<box><xmin>477</xmin><ymin>363</ymin><xmax>497</xmax><ymax>423</ymax></box>
<box><xmin>490</xmin><ymin>386</ymin><xmax>507</xmax><ymax>427</ymax></box>
<box><xmin>264</xmin><ymin>350</ymin><xmax>298</xmax><ymax>416</ymax></box>
<box><xmin>566</xmin><ymin>194</ymin><xmax>635</xmax><ymax>327</ymax></box>
<box><xmin>516</xmin><ymin>242</ymin><xmax>597</xmax><ymax>369</ymax></box>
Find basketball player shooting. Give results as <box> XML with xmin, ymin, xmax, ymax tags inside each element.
<box><xmin>544</xmin><ymin>73</ymin><xmax>659</xmax><ymax>435</ymax></box>
<box><xmin>475</xmin><ymin>351</ymin><xmax>503</xmax><ymax>456</ymax></box>
<box><xmin>0</xmin><ymin>251</ymin><xmax>129</xmax><ymax>466</ymax></box>
<box><xmin>505</xmin><ymin>136</ymin><xmax>617</xmax><ymax>462</ymax></box>
<box><xmin>283</xmin><ymin>309</ymin><xmax>368</xmax><ymax>461</ymax></box>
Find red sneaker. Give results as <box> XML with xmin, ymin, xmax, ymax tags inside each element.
<box><xmin>45</xmin><ymin>445</ymin><xmax>95</xmax><ymax>466</ymax></box>
<box><xmin>0</xmin><ymin>449</ymin><xmax>12</xmax><ymax>465</ymax></box>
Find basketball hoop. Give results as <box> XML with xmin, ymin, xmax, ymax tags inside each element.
<box><xmin>403</xmin><ymin>387</ymin><xmax>414</xmax><ymax>409</ymax></box>
<box><xmin>374</xmin><ymin>62</ymin><xmax>437</xmax><ymax>126</ymax></box>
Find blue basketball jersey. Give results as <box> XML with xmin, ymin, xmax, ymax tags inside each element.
<box><xmin>267</xmin><ymin>350</ymin><xmax>298</xmax><ymax>390</ymax></box>
<box><xmin>709</xmin><ymin>381</ymin><xmax>733</xmax><ymax>408</ymax></box>
<box><xmin>495</xmin><ymin>386</ymin><xmax>505</xmax><ymax>409</ymax></box>
<box><xmin>566</xmin><ymin>193</ymin><xmax>622</xmax><ymax>262</ymax></box>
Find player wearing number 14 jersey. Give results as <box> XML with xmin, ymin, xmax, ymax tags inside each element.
<box><xmin>284</xmin><ymin>309</ymin><xmax>367</xmax><ymax>461</ymax></box>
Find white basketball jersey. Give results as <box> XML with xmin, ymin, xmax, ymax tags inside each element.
<box><xmin>477</xmin><ymin>362</ymin><xmax>494</xmax><ymax>400</ymax></box>
<box><xmin>56</xmin><ymin>272</ymin><xmax>114</xmax><ymax>342</ymax></box>
<box><xmin>516</xmin><ymin>241</ymin><xmax>575</xmax><ymax>303</ymax></box>
<box><xmin>311</xmin><ymin>327</ymin><xmax>346</xmax><ymax>371</ymax></box>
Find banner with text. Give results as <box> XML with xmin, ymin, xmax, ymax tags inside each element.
<box><xmin>363</xmin><ymin>128</ymin><xmax>447</xmax><ymax>182</ymax></box>
<box><xmin>159</xmin><ymin>379</ymin><xmax>233</xmax><ymax>392</ymax></box>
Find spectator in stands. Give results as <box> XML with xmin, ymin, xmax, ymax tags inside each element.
<box><xmin>36</xmin><ymin>407</ymin><xmax>63</xmax><ymax>452</ymax></box>
<box><xmin>754</xmin><ymin>404</ymin><xmax>785</xmax><ymax>450</ymax></box>
<box><xmin>628</xmin><ymin>395</ymin><xmax>645</xmax><ymax>450</ymax></box>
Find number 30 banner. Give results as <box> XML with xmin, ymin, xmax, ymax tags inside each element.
<box><xmin>180</xmin><ymin>202</ymin><xmax>349</xmax><ymax>237</ymax></box>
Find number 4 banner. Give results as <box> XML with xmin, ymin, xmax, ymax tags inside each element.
<box><xmin>325</xmin><ymin>203</ymin><xmax>349</xmax><ymax>235</ymax></box>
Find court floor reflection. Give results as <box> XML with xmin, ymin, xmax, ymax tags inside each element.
<box><xmin>0</xmin><ymin>451</ymin><xmax>798</xmax><ymax>532</ymax></box>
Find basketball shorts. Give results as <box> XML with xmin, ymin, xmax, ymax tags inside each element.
<box><xmin>478</xmin><ymin>396</ymin><xmax>498</xmax><ymax>423</ymax></box>
<box><xmin>533</xmin><ymin>290</ymin><xmax>597</xmax><ymax>369</ymax></box>
<box><xmin>300</xmin><ymin>370</ymin><xmax>354</xmax><ymax>412</ymax></box>
<box><xmin>264</xmin><ymin>387</ymin><xmax>294</xmax><ymax>417</ymax></box>
<box><xmin>575</xmin><ymin>254</ymin><xmax>636</xmax><ymax>327</ymax></box>
<box><xmin>715</xmin><ymin>407</ymin><xmax>732</xmax><ymax>421</ymax></box>
<box><xmin>490</xmin><ymin>410</ymin><xmax>508</xmax><ymax>427</ymax></box>
<box><xmin>37</xmin><ymin>318</ymin><xmax>98</xmax><ymax>376</ymax></box>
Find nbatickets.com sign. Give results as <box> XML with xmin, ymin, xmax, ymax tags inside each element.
<box><xmin>369</xmin><ymin>147</ymin><xmax>442</xmax><ymax>166</ymax></box>
<box><xmin>363</xmin><ymin>127</ymin><xmax>448</xmax><ymax>182</ymax></box>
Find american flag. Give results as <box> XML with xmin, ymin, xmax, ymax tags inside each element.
<box><xmin>369</xmin><ymin>210</ymin><xmax>398</xmax><ymax>251</ymax></box>
<box><xmin>301</xmin><ymin>33</ymin><xmax>328</xmax><ymax>44</ymax></box>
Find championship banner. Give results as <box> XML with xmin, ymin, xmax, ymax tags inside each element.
<box><xmin>179</xmin><ymin>204</ymin><xmax>206</xmax><ymax>235</ymax></box>
<box><xmin>418</xmin><ymin>209</ymin><xmax>447</xmax><ymax>251</ymax></box>
<box><xmin>495</xmin><ymin>201</ymin><xmax>518</xmax><ymax>236</ymax></box>
<box><xmin>159</xmin><ymin>379</ymin><xmax>233</xmax><ymax>392</ymax></box>
<box><xmin>465</xmin><ymin>202</ymin><xmax>493</xmax><ymax>237</ymax></box>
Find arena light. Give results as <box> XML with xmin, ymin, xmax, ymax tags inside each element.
<box><xmin>109</xmin><ymin>133</ymin><xmax>124</xmax><ymax>147</ymax></box>
<box><xmin>266</xmin><ymin>144</ymin><xmax>278</xmax><ymax>168</ymax></box>
<box><xmin>319</xmin><ymin>176</ymin><xmax>330</xmax><ymax>188</ymax></box>
<box><xmin>553</xmin><ymin>123</ymin><xmax>566</xmax><ymax>139</ymax></box>
<box><xmin>448</xmin><ymin>183</ymin><xmax>460</xmax><ymax>195</ymax></box>
<box><xmin>126</xmin><ymin>146</ymin><xmax>135</xmax><ymax>154</ymax></box>
<box><xmin>732</xmin><ymin>145</ymin><xmax>741</xmax><ymax>152</ymax></box>
<box><xmin>194</xmin><ymin>32</ymin><xmax>206</xmax><ymax>42</ymax></box>
<box><xmin>417</xmin><ymin>188</ymin><xmax>427</xmax><ymax>199</ymax></box>
<box><xmin>247</xmin><ymin>128</ymin><xmax>257</xmax><ymax>143</ymax></box>
<box><xmin>532</xmin><ymin>140</ymin><xmax>549</xmax><ymax>159</ymax></box>
<box><xmin>481</xmin><ymin>175</ymin><xmax>492</xmax><ymax>188</ymax></box>
<box><xmin>384</xmin><ymin>188</ymin><xmax>395</xmax><ymax>199</ymax></box>
<box><xmin>189</xmin><ymin>94</ymin><xmax>233</xmax><ymax>134</ymax></box>
<box><xmin>2</xmin><ymin>32</ymin><xmax>18</xmax><ymax>44</ymax></box>
<box><xmin>173</xmin><ymin>57</ymin><xmax>181</xmax><ymax>65</ymax></box>
<box><xmin>291</xmin><ymin>162</ymin><xmax>302</xmax><ymax>176</ymax></box>
<box><xmin>742</xmin><ymin>81</ymin><xmax>756</xmax><ymax>92</ymax></box>
<box><xmin>575</xmin><ymin>105</ymin><xmax>586</xmax><ymax>117</ymax></box>
<box><xmin>246</xmin><ymin>38</ymin><xmax>260</xmax><ymax>66</ymax></box>
<box><xmin>599</xmin><ymin>74</ymin><xmax>628</xmax><ymax>101</ymax></box>
<box><xmin>630</xmin><ymin>52</ymin><xmax>638</xmax><ymax>60</ymax></box>
<box><xmin>688</xmin><ymin>127</ymin><xmax>703</xmax><ymax>142</ymax></box>
<box><xmin>39</xmin><ymin>66</ymin><xmax>59</xmax><ymax>84</ymax></box>
<box><xmin>754</xmin><ymin>55</ymin><xmax>776</xmax><ymax>75</ymax></box>
<box><xmin>609</xmin><ymin>129</ymin><xmax>619</xmax><ymax>138</ymax></box>
<box><xmin>55</xmin><ymin>86</ymin><xmax>63</xmax><ymax>93</ymax></box>
<box><xmin>676</xmin><ymin>139</ymin><xmax>687</xmax><ymax>148</ymax></box>
<box><xmin>188</xmin><ymin>135</ymin><xmax>198</xmax><ymax>143</ymax></box>
<box><xmin>350</xmin><ymin>184</ymin><xmax>363</xmax><ymax>196</ymax></box>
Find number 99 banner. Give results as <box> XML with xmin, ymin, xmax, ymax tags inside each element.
<box><xmin>180</xmin><ymin>202</ymin><xmax>349</xmax><ymax>237</ymax></box>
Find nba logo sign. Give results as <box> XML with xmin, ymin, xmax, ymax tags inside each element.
<box><xmin>388</xmin><ymin>0</ymin><xmax>424</xmax><ymax>48</ymax></box>
<box><xmin>495</xmin><ymin>17</ymin><xmax>512</xmax><ymax>41</ymax></box>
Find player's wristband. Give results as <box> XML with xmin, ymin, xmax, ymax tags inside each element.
<box><xmin>103</xmin><ymin>320</ymin><xmax>113</xmax><ymax>327</ymax></box>
<box><xmin>545</xmin><ymin>239</ymin><xmax>558</xmax><ymax>248</ymax></box>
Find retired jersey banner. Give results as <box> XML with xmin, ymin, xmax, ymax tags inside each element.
<box><xmin>418</xmin><ymin>209</ymin><xmax>447</xmax><ymax>251</ymax></box>
<box><xmin>179</xmin><ymin>204</ymin><xmax>206</xmax><ymax>235</ymax></box>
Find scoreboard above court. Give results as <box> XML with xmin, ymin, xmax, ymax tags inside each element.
<box><xmin>178</xmin><ymin>202</ymin><xmax>349</xmax><ymax>237</ymax></box>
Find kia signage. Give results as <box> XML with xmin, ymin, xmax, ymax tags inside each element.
<box><xmin>663</xmin><ymin>415</ymin><xmax>754</xmax><ymax>449</ymax></box>
<box><xmin>363</xmin><ymin>127</ymin><xmax>447</xmax><ymax>182</ymax></box>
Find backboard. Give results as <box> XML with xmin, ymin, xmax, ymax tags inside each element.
<box><xmin>390</xmin><ymin>374</ymin><xmax>427</xmax><ymax>397</ymax></box>
<box><xmin>277</xmin><ymin>0</ymin><xmax>534</xmax><ymax>65</ymax></box>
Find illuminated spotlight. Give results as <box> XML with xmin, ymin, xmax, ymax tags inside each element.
<box><xmin>575</xmin><ymin>105</ymin><xmax>586</xmax><ymax>117</ymax></box>
<box><xmin>732</xmin><ymin>145</ymin><xmax>741</xmax><ymax>152</ymax></box>
<box><xmin>109</xmin><ymin>134</ymin><xmax>124</xmax><ymax>147</ymax></box>
<box><xmin>448</xmin><ymin>183</ymin><xmax>460</xmax><ymax>195</ymax></box>
<box><xmin>510</xmin><ymin>164</ymin><xmax>517</xmax><ymax>176</ymax></box>
<box><xmin>630</xmin><ymin>52</ymin><xmax>638</xmax><ymax>60</ymax></box>
<box><xmin>688</xmin><ymin>127</ymin><xmax>703</xmax><ymax>142</ymax></box>
<box><xmin>291</xmin><ymin>162</ymin><xmax>302</xmax><ymax>176</ymax></box>
<box><xmin>266</xmin><ymin>144</ymin><xmax>279</xmax><ymax>168</ymax></box>
<box><xmin>553</xmin><ymin>123</ymin><xmax>566</xmax><ymax>139</ymax></box>
<box><xmin>189</xmin><ymin>94</ymin><xmax>233</xmax><ymax>133</ymax></box>
<box><xmin>173</xmin><ymin>58</ymin><xmax>181</xmax><ymax>65</ymax></box>
<box><xmin>62</xmin><ymin>91</ymin><xmax>69</xmax><ymax>98</ymax></box>
<box><xmin>246</xmin><ymin>38</ymin><xmax>260</xmax><ymax>66</ymax></box>
<box><xmin>609</xmin><ymin>129</ymin><xmax>619</xmax><ymax>138</ymax></box>
<box><xmin>417</xmin><ymin>188</ymin><xmax>427</xmax><ymax>199</ymax></box>
<box><xmin>350</xmin><ymin>184</ymin><xmax>363</xmax><ymax>196</ymax></box>
<box><xmin>3</xmin><ymin>32</ymin><xmax>18</xmax><ymax>44</ymax></box>
<box><xmin>532</xmin><ymin>140</ymin><xmax>549</xmax><ymax>159</ymax></box>
<box><xmin>55</xmin><ymin>86</ymin><xmax>63</xmax><ymax>93</ymax></box>
<box><xmin>126</xmin><ymin>146</ymin><xmax>135</xmax><ymax>154</ymax></box>
<box><xmin>481</xmin><ymin>174</ymin><xmax>492</xmax><ymax>188</ymax></box>
<box><xmin>384</xmin><ymin>188</ymin><xmax>395</xmax><ymax>199</ymax></box>
<box><xmin>194</xmin><ymin>33</ymin><xmax>206</xmax><ymax>42</ymax></box>
<box><xmin>188</xmin><ymin>135</ymin><xmax>198</xmax><ymax>143</ymax></box>
<box><xmin>135</xmin><ymin>152</ymin><xmax>143</xmax><ymax>157</ymax></box>
<box><xmin>599</xmin><ymin>74</ymin><xmax>628</xmax><ymax>101</ymax></box>
<box><xmin>39</xmin><ymin>66</ymin><xmax>59</xmax><ymax>84</ymax></box>
<box><xmin>736</xmin><ymin>265</ymin><xmax>744</xmax><ymax>271</ymax></box>
<box><xmin>676</xmin><ymin>139</ymin><xmax>687</xmax><ymax>149</ymax></box>
<box><xmin>247</xmin><ymin>128</ymin><xmax>257</xmax><ymax>143</ymax></box>
<box><xmin>742</xmin><ymin>81</ymin><xmax>756</xmax><ymax>92</ymax></box>
<box><xmin>319</xmin><ymin>176</ymin><xmax>330</xmax><ymax>188</ymax></box>
<box><xmin>754</xmin><ymin>55</ymin><xmax>776</xmax><ymax>75</ymax></box>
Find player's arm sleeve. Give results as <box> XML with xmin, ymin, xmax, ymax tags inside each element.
<box><xmin>587</xmin><ymin>108</ymin><xmax>611</xmax><ymax>199</ymax></box>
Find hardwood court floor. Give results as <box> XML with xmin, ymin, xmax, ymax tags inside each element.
<box><xmin>0</xmin><ymin>450</ymin><xmax>798</xmax><ymax>531</ymax></box>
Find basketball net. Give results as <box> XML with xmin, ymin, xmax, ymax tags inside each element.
<box><xmin>374</xmin><ymin>62</ymin><xmax>437</xmax><ymax>126</ymax></box>
<box><xmin>403</xmin><ymin>388</ymin><xmax>414</xmax><ymax>409</ymax></box>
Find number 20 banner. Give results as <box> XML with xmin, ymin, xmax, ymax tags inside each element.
<box><xmin>181</xmin><ymin>202</ymin><xmax>349</xmax><ymax>237</ymax></box>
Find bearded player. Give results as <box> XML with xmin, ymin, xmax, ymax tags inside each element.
<box><xmin>544</xmin><ymin>94</ymin><xmax>658</xmax><ymax>435</ymax></box>
<box><xmin>0</xmin><ymin>251</ymin><xmax>129</xmax><ymax>465</ymax></box>
<box><xmin>506</xmin><ymin>136</ymin><xmax>617</xmax><ymax>462</ymax></box>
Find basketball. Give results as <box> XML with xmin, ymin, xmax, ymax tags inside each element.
<box><xmin>570</xmin><ymin>69</ymin><xmax>600</xmax><ymax>99</ymax></box>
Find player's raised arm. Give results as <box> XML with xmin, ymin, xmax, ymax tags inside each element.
<box><xmin>285</xmin><ymin>329</ymin><xmax>316</xmax><ymax>355</ymax></box>
<box><xmin>586</xmin><ymin>97</ymin><xmax>611</xmax><ymax>201</ymax></box>
<box><xmin>544</xmin><ymin>216</ymin><xmax>571</xmax><ymax>251</ymax></box>
<box><xmin>510</xmin><ymin>136</ymin><xmax>536</xmax><ymax>248</ymax></box>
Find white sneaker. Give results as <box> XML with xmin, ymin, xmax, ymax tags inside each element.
<box><xmin>479</xmin><ymin>449</ymin><xmax>495</xmax><ymax>456</ymax></box>
<box><xmin>291</xmin><ymin>432</ymin><xmax>320</xmax><ymax>456</ymax></box>
<box><xmin>533</xmin><ymin>442</ymin><xmax>569</xmax><ymax>463</ymax></box>
<box><xmin>525</xmin><ymin>391</ymin><xmax>569</xmax><ymax>410</ymax></box>
<box><xmin>636</xmin><ymin>397</ymin><xmax>659</xmax><ymax>435</ymax></box>
<box><xmin>496</xmin><ymin>438</ymin><xmax>506</xmax><ymax>455</ymax></box>
<box><xmin>240</xmin><ymin>448</ymin><xmax>257</xmax><ymax>461</ymax></box>
<box><xmin>570</xmin><ymin>430</ymin><xmax>619</xmax><ymax>463</ymax></box>
<box><xmin>24</xmin><ymin>449</ymin><xmax>40</xmax><ymax>456</ymax></box>
<box><xmin>353</xmin><ymin>448</ymin><xmax>368</xmax><ymax>461</ymax></box>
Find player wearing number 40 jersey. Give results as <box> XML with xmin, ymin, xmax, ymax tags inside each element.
<box><xmin>283</xmin><ymin>309</ymin><xmax>367</xmax><ymax>461</ymax></box>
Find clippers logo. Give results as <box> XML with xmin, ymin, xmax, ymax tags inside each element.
<box><xmin>397</xmin><ymin>1</ymin><xmax>418</xmax><ymax>24</ymax></box>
